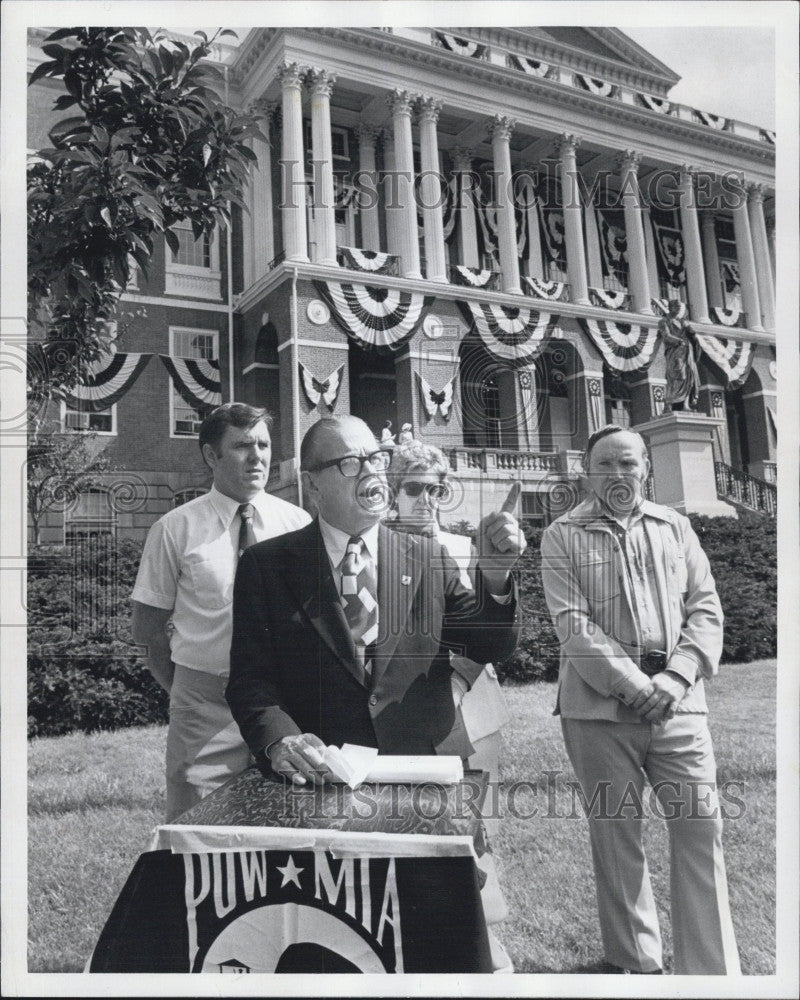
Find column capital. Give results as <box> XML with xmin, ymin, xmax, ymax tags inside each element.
<box><xmin>452</xmin><ymin>147</ymin><xmax>474</xmax><ymax>172</ymax></box>
<box><xmin>746</xmin><ymin>181</ymin><xmax>766</xmax><ymax>203</ymax></box>
<box><xmin>417</xmin><ymin>95</ymin><xmax>443</xmax><ymax>124</ymax></box>
<box><xmin>557</xmin><ymin>132</ymin><xmax>582</xmax><ymax>156</ymax></box>
<box><xmin>489</xmin><ymin>115</ymin><xmax>516</xmax><ymax>143</ymax></box>
<box><xmin>357</xmin><ymin>124</ymin><xmax>380</xmax><ymax>146</ymax></box>
<box><xmin>388</xmin><ymin>89</ymin><xmax>415</xmax><ymax>117</ymax></box>
<box><xmin>617</xmin><ymin>149</ymin><xmax>642</xmax><ymax>174</ymax></box>
<box><xmin>678</xmin><ymin>164</ymin><xmax>698</xmax><ymax>186</ymax></box>
<box><xmin>276</xmin><ymin>61</ymin><xmax>306</xmax><ymax>89</ymax></box>
<box><xmin>306</xmin><ymin>67</ymin><xmax>337</xmax><ymax>97</ymax></box>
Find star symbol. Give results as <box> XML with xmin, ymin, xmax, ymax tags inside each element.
<box><xmin>276</xmin><ymin>854</ymin><xmax>304</xmax><ymax>889</ymax></box>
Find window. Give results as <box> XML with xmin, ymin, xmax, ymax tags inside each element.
<box><xmin>173</xmin><ymin>488</ymin><xmax>207</xmax><ymax>508</ymax></box>
<box><xmin>715</xmin><ymin>217</ymin><xmax>742</xmax><ymax>312</ymax></box>
<box><xmin>169</xmin><ymin>327</ymin><xmax>219</xmax><ymax>438</ymax></box>
<box><xmin>304</xmin><ymin>123</ymin><xmax>350</xmax><ymax>162</ymax></box>
<box><xmin>62</xmin><ymin>403</ymin><xmax>116</xmax><ymax>434</ymax></box>
<box><xmin>164</xmin><ymin>223</ymin><xmax>221</xmax><ymax>299</ymax></box>
<box><xmin>170</xmin><ymin>221</ymin><xmax>211</xmax><ymax>268</ymax></box>
<box><xmin>605</xmin><ymin>376</ymin><xmax>632</xmax><ymax>428</ymax></box>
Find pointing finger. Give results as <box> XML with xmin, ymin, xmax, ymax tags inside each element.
<box><xmin>500</xmin><ymin>481</ymin><xmax>521</xmax><ymax>515</ymax></box>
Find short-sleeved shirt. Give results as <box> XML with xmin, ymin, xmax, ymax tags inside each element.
<box><xmin>132</xmin><ymin>486</ymin><xmax>311</xmax><ymax>674</ymax></box>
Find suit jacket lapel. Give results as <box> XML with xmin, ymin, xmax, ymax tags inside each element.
<box><xmin>279</xmin><ymin>521</ymin><xmax>365</xmax><ymax>687</ymax></box>
<box><xmin>371</xmin><ymin>525</ymin><xmax>421</xmax><ymax>688</ymax></box>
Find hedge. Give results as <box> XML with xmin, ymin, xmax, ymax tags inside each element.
<box><xmin>27</xmin><ymin>512</ymin><xmax>776</xmax><ymax>736</ymax></box>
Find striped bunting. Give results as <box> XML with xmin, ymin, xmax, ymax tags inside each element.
<box><xmin>63</xmin><ymin>353</ymin><xmax>151</xmax><ymax>413</ymax></box>
<box><xmin>575</xmin><ymin>74</ymin><xmax>616</xmax><ymax>97</ymax></box>
<box><xmin>435</xmin><ymin>32</ymin><xmax>486</xmax><ymax>59</ymax></box>
<box><xmin>710</xmin><ymin>305</ymin><xmax>742</xmax><ymax>328</ymax></box>
<box><xmin>458</xmin><ymin>300</ymin><xmax>558</xmax><ymax>363</ymax></box>
<box><xmin>694</xmin><ymin>109</ymin><xmax>727</xmax><ymax>129</ymax></box>
<box><xmin>589</xmin><ymin>287</ymin><xmax>629</xmax><ymax>310</ymax></box>
<box><xmin>339</xmin><ymin>247</ymin><xmax>396</xmax><ymax>274</ymax></box>
<box><xmin>160</xmin><ymin>357</ymin><xmax>221</xmax><ymax>410</ymax></box>
<box><xmin>509</xmin><ymin>54</ymin><xmax>550</xmax><ymax>77</ymax></box>
<box><xmin>638</xmin><ymin>93</ymin><xmax>673</xmax><ymax>114</ymax></box>
<box><xmin>452</xmin><ymin>265</ymin><xmax>495</xmax><ymax>288</ymax></box>
<box><xmin>577</xmin><ymin>318</ymin><xmax>659</xmax><ymax>372</ymax></box>
<box><xmin>524</xmin><ymin>277</ymin><xmax>567</xmax><ymax>301</ymax></box>
<box><xmin>315</xmin><ymin>280</ymin><xmax>435</xmax><ymax>351</ymax></box>
<box><xmin>693</xmin><ymin>334</ymin><xmax>754</xmax><ymax>387</ymax></box>
<box><xmin>760</xmin><ymin>128</ymin><xmax>776</xmax><ymax>145</ymax></box>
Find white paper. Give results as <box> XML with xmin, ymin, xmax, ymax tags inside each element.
<box><xmin>324</xmin><ymin>744</ymin><xmax>464</xmax><ymax>789</ymax></box>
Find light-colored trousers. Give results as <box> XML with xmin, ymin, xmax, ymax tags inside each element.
<box><xmin>562</xmin><ymin>713</ymin><xmax>740</xmax><ymax>975</ymax></box>
<box><xmin>165</xmin><ymin>664</ymin><xmax>252</xmax><ymax>821</ymax></box>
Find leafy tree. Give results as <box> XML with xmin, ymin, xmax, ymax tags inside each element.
<box><xmin>27</xmin><ymin>431</ymin><xmax>113</xmax><ymax>544</ymax></box>
<box><xmin>28</xmin><ymin>26</ymin><xmax>265</xmax><ymax>402</ymax></box>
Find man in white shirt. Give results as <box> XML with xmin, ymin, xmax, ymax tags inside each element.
<box><xmin>131</xmin><ymin>403</ymin><xmax>310</xmax><ymax>820</ymax></box>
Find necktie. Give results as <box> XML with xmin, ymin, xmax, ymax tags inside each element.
<box><xmin>238</xmin><ymin>503</ymin><xmax>257</xmax><ymax>557</ymax></box>
<box><xmin>340</xmin><ymin>536</ymin><xmax>378</xmax><ymax>674</ymax></box>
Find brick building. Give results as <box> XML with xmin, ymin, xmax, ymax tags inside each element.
<box><xmin>27</xmin><ymin>26</ymin><xmax>777</xmax><ymax>542</ymax></box>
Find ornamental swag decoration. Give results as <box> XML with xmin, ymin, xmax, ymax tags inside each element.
<box><xmin>692</xmin><ymin>334</ymin><xmax>755</xmax><ymax>388</ymax></box>
<box><xmin>458</xmin><ymin>299</ymin><xmax>559</xmax><ymax>364</ymax></box>
<box><xmin>577</xmin><ymin>318</ymin><xmax>659</xmax><ymax>372</ymax></box>
<box><xmin>299</xmin><ymin>362</ymin><xmax>344</xmax><ymax>412</ymax></box>
<box><xmin>415</xmin><ymin>371</ymin><xmax>455</xmax><ymax>420</ymax></box>
<box><xmin>314</xmin><ymin>280</ymin><xmax>435</xmax><ymax>353</ymax></box>
<box><xmin>63</xmin><ymin>352</ymin><xmax>152</xmax><ymax>413</ymax></box>
<box><xmin>160</xmin><ymin>357</ymin><xmax>222</xmax><ymax>410</ymax></box>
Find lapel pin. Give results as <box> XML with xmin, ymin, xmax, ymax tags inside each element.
<box><xmin>401</xmin><ymin>575</ymin><xmax>411</xmax><ymax>586</ymax></box>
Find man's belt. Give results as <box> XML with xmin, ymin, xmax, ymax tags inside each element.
<box><xmin>640</xmin><ymin>650</ymin><xmax>668</xmax><ymax>676</ymax></box>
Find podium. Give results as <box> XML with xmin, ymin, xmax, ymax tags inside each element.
<box><xmin>89</xmin><ymin>767</ymin><xmax>495</xmax><ymax>973</ymax></box>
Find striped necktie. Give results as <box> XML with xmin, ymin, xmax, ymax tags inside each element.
<box><xmin>237</xmin><ymin>503</ymin><xmax>257</xmax><ymax>557</ymax></box>
<box><xmin>340</xmin><ymin>536</ymin><xmax>378</xmax><ymax>673</ymax></box>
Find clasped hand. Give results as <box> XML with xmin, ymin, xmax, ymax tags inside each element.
<box><xmin>630</xmin><ymin>672</ymin><xmax>688</xmax><ymax>723</ymax></box>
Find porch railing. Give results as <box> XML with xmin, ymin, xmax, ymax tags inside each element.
<box><xmin>446</xmin><ymin>447</ymin><xmax>560</xmax><ymax>473</ymax></box>
<box><xmin>715</xmin><ymin>461</ymin><xmax>776</xmax><ymax>516</ymax></box>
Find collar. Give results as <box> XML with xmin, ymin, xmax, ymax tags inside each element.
<box><xmin>568</xmin><ymin>494</ymin><xmax>676</xmax><ymax>529</ymax></box>
<box><xmin>208</xmin><ymin>485</ymin><xmax>272</xmax><ymax>529</ymax></box>
<box><xmin>318</xmin><ymin>514</ymin><xmax>380</xmax><ymax>566</ymax></box>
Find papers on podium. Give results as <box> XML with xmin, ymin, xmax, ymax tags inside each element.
<box><xmin>322</xmin><ymin>744</ymin><xmax>464</xmax><ymax>789</ymax></box>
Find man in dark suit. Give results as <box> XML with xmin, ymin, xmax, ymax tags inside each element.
<box><xmin>226</xmin><ymin>415</ymin><xmax>525</xmax><ymax>785</ymax></box>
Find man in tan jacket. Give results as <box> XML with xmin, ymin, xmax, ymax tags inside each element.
<box><xmin>540</xmin><ymin>425</ymin><xmax>739</xmax><ymax>976</ymax></box>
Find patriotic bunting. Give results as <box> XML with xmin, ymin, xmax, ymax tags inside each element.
<box><xmin>434</xmin><ymin>32</ymin><xmax>487</xmax><ymax>59</ymax></box>
<box><xmin>299</xmin><ymin>362</ymin><xmax>344</xmax><ymax>412</ymax></box>
<box><xmin>575</xmin><ymin>74</ymin><xmax>617</xmax><ymax>98</ymax></box>
<box><xmin>160</xmin><ymin>357</ymin><xmax>221</xmax><ymax>410</ymax></box>
<box><xmin>63</xmin><ymin>353</ymin><xmax>152</xmax><ymax>413</ymax></box>
<box><xmin>537</xmin><ymin>203</ymin><xmax>567</xmax><ymax>267</ymax></box>
<box><xmin>721</xmin><ymin>260</ymin><xmax>740</xmax><ymax>293</ymax></box>
<box><xmin>315</xmin><ymin>280</ymin><xmax>435</xmax><ymax>352</ymax></box>
<box><xmin>339</xmin><ymin>247</ymin><xmax>396</xmax><ymax>274</ymax></box>
<box><xmin>596</xmin><ymin>209</ymin><xmax>629</xmax><ymax>283</ymax></box>
<box><xmin>524</xmin><ymin>277</ymin><xmax>568</xmax><ymax>301</ymax></box>
<box><xmin>693</xmin><ymin>109</ymin><xmax>727</xmax><ymax>130</ymax></box>
<box><xmin>509</xmin><ymin>54</ymin><xmax>550</xmax><ymax>77</ymax></box>
<box><xmin>589</xmin><ymin>287</ymin><xmax>629</xmax><ymax>310</ymax></box>
<box><xmin>652</xmin><ymin>298</ymin><xmax>687</xmax><ymax>320</ymax></box>
<box><xmin>451</xmin><ymin>265</ymin><xmax>496</xmax><ymax>288</ymax></box>
<box><xmin>458</xmin><ymin>300</ymin><xmax>558</xmax><ymax>363</ymax></box>
<box><xmin>415</xmin><ymin>371</ymin><xmax>455</xmax><ymax>420</ymax></box>
<box><xmin>650</xmin><ymin>210</ymin><xmax>686</xmax><ymax>287</ymax></box>
<box><xmin>638</xmin><ymin>93</ymin><xmax>673</xmax><ymax>114</ymax></box>
<box><xmin>710</xmin><ymin>305</ymin><xmax>742</xmax><ymax>328</ymax></box>
<box><xmin>760</xmin><ymin>128</ymin><xmax>776</xmax><ymax>145</ymax></box>
<box><xmin>577</xmin><ymin>318</ymin><xmax>659</xmax><ymax>372</ymax></box>
<box><xmin>693</xmin><ymin>334</ymin><xmax>754</xmax><ymax>387</ymax></box>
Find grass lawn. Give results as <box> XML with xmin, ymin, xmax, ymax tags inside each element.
<box><xmin>27</xmin><ymin>660</ymin><xmax>776</xmax><ymax>974</ymax></box>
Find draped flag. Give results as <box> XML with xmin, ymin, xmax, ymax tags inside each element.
<box><xmin>339</xmin><ymin>247</ymin><xmax>396</xmax><ymax>274</ymax></box>
<box><xmin>315</xmin><ymin>280</ymin><xmax>435</xmax><ymax>352</ymax></box>
<box><xmin>63</xmin><ymin>353</ymin><xmax>151</xmax><ymax>413</ymax></box>
<box><xmin>596</xmin><ymin>209</ymin><xmax>629</xmax><ymax>284</ymax></box>
<box><xmin>537</xmin><ymin>202</ymin><xmax>567</xmax><ymax>268</ymax></box>
<box><xmin>299</xmin><ymin>362</ymin><xmax>344</xmax><ymax>412</ymax></box>
<box><xmin>650</xmin><ymin>209</ymin><xmax>686</xmax><ymax>287</ymax></box>
<box><xmin>451</xmin><ymin>265</ymin><xmax>495</xmax><ymax>288</ymax></box>
<box><xmin>434</xmin><ymin>31</ymin><xmax>487</xmax><ymax>59</ymax></box>
<box><xmin>577</xmin><ymin>318</ymin><xmax>659</xmax><ymax>372</ymax></box>
<box><xmin>574</xmin><ymin>74</ymin><xmax>617</xmax><ymax>98</ymax></box>
<box><xmin>415</xmin><ymin>371</ymin><xmax>455</xmax><ymax>420</ymax></box>
<box><xmin>509</xmin><ymin>54</ymin><xmax>550</xmax><ymax>77</ymax></box>
<box><xmin>721</xmin><ymin>260</ymin><xmax>740</xmax><ymax>293</ymax></box>
<box><xmin>693</xmin><ymin>334</ymin><xmax>754</xmax><ymax>387</ymax></box>
<box><xmin>710</xmin><ymin>305</ymin><xmax>742</xmax><ymax>328</ymax></box>
<box><xmin>160</xmin><ymin>357</ymin><xmax>221</xmax><ymax>410</ymax></box>
<box><xmin>589</xmin><ymin>287</ymin><xmax>629</xmax><ymax>310</ymax></box>
<box><xmin>524</xmin><ymin>277</ymin><xmax>568</xmax><ymax>301</ymax></box>
<box><xmin>458</xmin><ymin>299</ymin><xmax>558</xmax><ymax>363</ymax></box>
<box><xmin>638</xmin><ymin>93</ymin><xmax>673</xmax><ymax>114</ymax></box>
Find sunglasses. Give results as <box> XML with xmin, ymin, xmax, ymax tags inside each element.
<box><xmin>400</xmin><ymin>481</ymin><xmax>448</xmax><ymax>501</ymax></box>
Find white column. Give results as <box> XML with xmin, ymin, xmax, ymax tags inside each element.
<box><xmin>453</xmin><ymin>148</ymin><xmax>480</xmax><ymax>268</ymax></box>
<box><xmin>677</xmin><ymin>166</ymin><xmax>709</xmax><ymax>323</ymax></box>
<box><xmin>700</xmin><ymin>212</ymin><xmax>723</xmax><ymax>309</ymax></box>
<box><xmin>583</xmin><ymin>201</ymin><xmax>603</xmax><ymax>288</ymax></box>
<box><xmin>489</xmin><ymin>115</ymin><xmax>521</xmax><ymax>294</ymax></box>
<box><xmin>747</xmin><ymin>183</ymin><xmax>775</xmax><ymax>331</ymax></box>
<box><xmin>388</xmin><ymin>89</ymin><xmax>421</xmax><ymax>279</ymax></box>
<box><xmin>357</xmin><ymin>125</ymin><xmax>381</xmax><ymax>251</ymax></box>
<box><xmin>618</xmin><ymin>150</ymin><xmax>652</xmax><ymax>314</ymax></box>
<box><xmin>417</xmin><ymin>97</ymin><xmax>447</xmax><ymax>282</ymax></box>
<box><xmin>277</xmin><ymin>62</ymin><xmax>309</xmax><ymax>263</ymax></box>
<box><xmin>249</xmin><ymin>101</ymin><xmax>275</xmax><ymax>285</ymax></box>
<box><xmin>731</xmin><ymin>177</ymin><xmax>764</xmax><ymax>332</ymax></box>
<box><xmin>642</xmin><ymin>207</ymin><xmax>661</xmax><ymax>300</ymax></box>
<box><xmin>382</xmin><ymin>131</ymin><xmax>402</xmax><ymax>263</ymax></box>
<box><xmin>767</xmin><ymin>219</ymin><xmax>776</xmax><ymax>287</ymax></box>
<box><xmin>307</xmin><ymin>68</ymin><xmax>337</xmax><ymax>266</ymax></box>
<box><xmin>557</xmin><ymin>133</ymin><xmax>589</xmax><ymax>304</ymax></box>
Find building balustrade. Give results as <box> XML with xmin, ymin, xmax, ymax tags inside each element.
<box><xmin>446</xmin><ymin>447</ymin><xmax>560</xmax><ymax>473</ymax></box>
<box><xmin>714</xmin><ymin>461</ymin><xmax>776</xmax><ymax>515</ymax></box>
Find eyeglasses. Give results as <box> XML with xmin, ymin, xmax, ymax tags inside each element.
<box><xmin>400</xmin><ymin>481</ymin><xmax>448</xmax><ymax>501</ymax></box>
<box><xmin>307</xmin><ymin>449</ymin><xmax>392</xmax><ymax>478</ymax></box>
